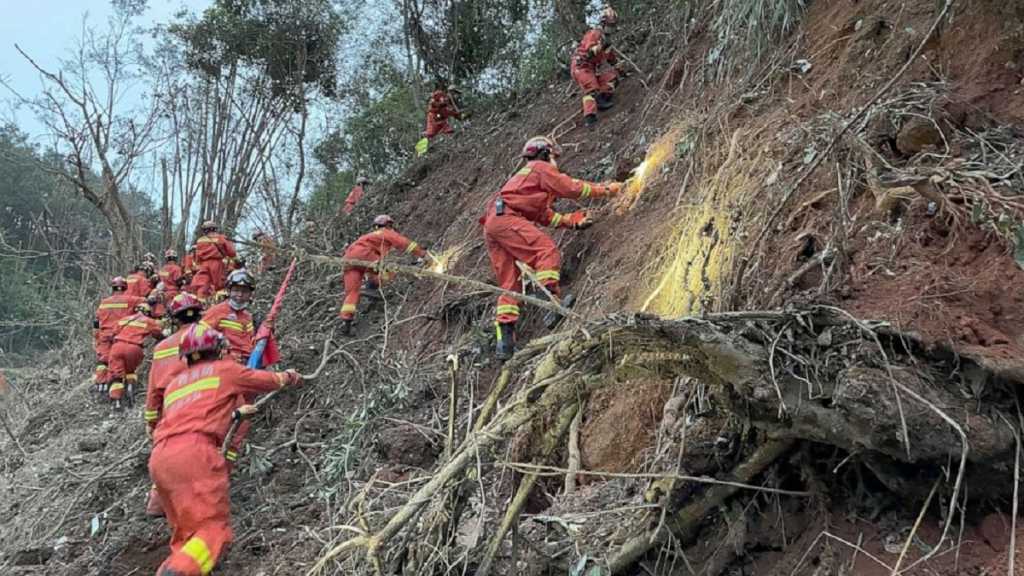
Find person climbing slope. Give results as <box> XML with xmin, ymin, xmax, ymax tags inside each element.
<box><xmin>339</xmin><ymin>215</ymin><xmax>434</xmax><ymax>336</ymax></box>
<box><xmin>148</xmin><ymin>324</ymin><xmax>301</xmax><ymax>576</ymax></box>
<box><xmin>93</xmin><ymin>277</ymin><xmax>146</xmax><ymax>391</ymax></box>
<box><xmin>572</xmin><ymin>6</ymin><xmax>623</xmax><ymax>127</ymax></box>
<box><xmin>200</xmin><ymin>270</ymin><xmax>257</xmax><ymax>365</ymax></box>
<box><xmin>158</xmin><ymin>249</ymin><xmax>183</xmax><ymax>301</ymax></box>
<box><xmin>423</xmin><ymin>83</ymin><xmax>462</xmax><ymax>140</ymax></box>
<box><xmin>126</xmin><ymin>261</ymin><xmax>155</xmax><ymax>298</ymax></box>
<box><xmin>341</xmin><ymin>176</ymin><xmax>371</xmax><ymax>217</ymax></box>
<box><xmin>108</xmin><ymin>301</ymin><xmax>166</xmax><ymax>408</ymax></box>
<box><xmin>143</xmin><ymin>292</ymin><xmax>205</xmax><ymax>518</ymax></box>
<box><xmin>481</xmin><ymin>136</ymin><xmax>624</xmax><ymax>360</ymax></box>
<box><xmin>190</xmin><ymin>220</ymin><xmax>237</xmax><ymax>300</ymax></box>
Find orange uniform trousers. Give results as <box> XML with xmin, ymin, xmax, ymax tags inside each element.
<box><xmin>94</xmin><ymin>334</ymin><xmax>113</xmax><ymax>384</ymax></box>
<box><xmin>339</xmin><ymin>267</ymin><xmax>387</xmax><ymax>320</ymax></box>
<box><xmin>150</xmin><ymin>434</ymin><xmax>232</xmax><ymax>575</ymax></box>
<box><xmin>190</xmin><ymin>260</ymin><xmax>227</xmax><ymax>299</ymax></box>
<box><xmin>108</xmin><ymin>341</ymin><xmax>144</xmax><ymax>400</ymax></box>
<box><xmin>483</xmin><ymin>214</ymin><xmax>561</xmax><ymax>325</ymax></box>
<box><xmin>570</xmin><ymin>64</ymin><xmax>618</xmax><ymax>117</ymax></box>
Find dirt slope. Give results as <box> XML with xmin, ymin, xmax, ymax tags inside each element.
<box><xmin>3</xmin><ymin>1</ymin><xmax>1024</xmax><ymax>575</ymax></box>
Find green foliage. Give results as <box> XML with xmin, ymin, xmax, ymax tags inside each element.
<box><xmin>170</xmin><ymin>0</ymin><xmax>345</xmax><ymax>99</ymax></box>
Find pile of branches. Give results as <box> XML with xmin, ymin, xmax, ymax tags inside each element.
<box><xmin>302</xmin><ymin>306</ymin><xmax>1022</xmax><ymax>575</ymax></box>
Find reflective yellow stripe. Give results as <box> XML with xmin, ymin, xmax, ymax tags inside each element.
<box><xmin>495</xmin><ymin>322</ymin><xmax>504</xmax><ymax>341</ymax></box>
<box><xmin>144</xmin><ymin>410</ymin><xmax>159</xmax><ymax>422</ymax></box>
<box><xmin>550</xmin><ymin>213</ymin><xmax>563</xmax><ymax>228</ymax></box>
<box><xmin>127</xmin><ymin>321</ymin><xmax>149</xmax><ymax>329</ymax></box>
<box><xmin>580</xmin><ymin>183</ymin><xmax>593</xmax><ymax>199</ymax></box>
<box><xmin>127</xmin><ymin>278</ymin><xmax>139</xmax><ymax>283</ymax></box>
<box><xmin>196</xmin><ymin>236</ymin><xmax>216</xmax><ymax>244</ymax></box>
<box><xmin>182</xmin><ymin>536</ymin><xmax>215</xmax><ymax>574</ymax></box>
<box><xmin>109</xmin><ymin>382</ymin><xmax>124</xmax><ymax>392</ymax></box>
<box><xmin>583</xmin><ymin>95</ymin><xmax>596</xmax><ymax>103</ymax></box>
<box><xmin>405</xmin><ymin>241</ymin><xmax>419</xmax><ymax>254</ymax></box>
<box><xmin>99</xmin><ymin>303</ymin><xmax>129</xmax><ymax>310</ymax></box>
<box><xmin>96</xmin><ymin>364</ymin><xmax>108</xmax><ymax>371</ymax></box>
<box><xmin>154</xmin><ymin>347</ymin><xmax>179</xmax><ymax>360</ymax></box>
<box><xmin>341</xmin><ymin>304</ymin><xmax>357</xmax><ymax>313</ymax></box>
<box><xmin>496</xmin><ymin>304</ymin><xmax>520</xmax><ymax>316</ymax></box>
<box><xmin>536</xmin><ymin>270</ymin><xmax>561</xmax><ymax>282</ymax></box>
<box><xmin>126</xmin><ymin>374</ymin><xmax>138</xmax><ymax>382</ymax></box>
<box><xmin>164</xmin><ymin>377</ymin><xmax>220</xmax><ymax>408</ymax></box>
<box><xmin>225</xmin><ymin>450</ymin><xmax>238</xmax><ymax>462</ymax></box>
<box><xmin>517</xmin><ymin>167</ymin><xmax>532</xmax><ymax>176</ymax></box>
<box><xmin>219</xmin><ymin>320</ymin><xmax>245</xmax><ymax>332</ymax></box>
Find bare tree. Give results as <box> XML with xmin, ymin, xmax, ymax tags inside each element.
<box><xmin>6</xmin><ymin>12</ymin><xmax>162</xmax><ymax>266</ymax></box>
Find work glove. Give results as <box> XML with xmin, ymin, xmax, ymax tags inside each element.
<box><xmin>606</xmin><ymin>181</ymin><xmax>625</xmax><ymax>196</ymax></box>
<box><xmin>563</xmin><ymin>211</ymin><xmax>595</xmax><ymax>230</ymax></box>
<box><xmin>284</xmin><ymin>369</ymin><xmax>302</xmax><ymax>386</ymax></box>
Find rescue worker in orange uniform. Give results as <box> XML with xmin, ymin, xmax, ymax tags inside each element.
<box><xmin>159</xmin><ymin>249</ymin><xmax>183</xmax><ymax>300</ymax></box>
<box><xmin>482</xmin><ymin>136</ymin><xmax>623</xmax><ymax>359</ymax></box>
<box><xmin>108</xmin><ymin>301</ymin><xmax>166</xmax><ymax>408</ymax></box>
<box><xmin>148</xmin><ymin>324</ymin><xmax>301</xmax><ymax>576</ymax></box>
<box><xmin>191</xmin><ymin>221</ymin><xmax>237</xmax><ymax>299</ymax></box>
<box><xmin>423</xmin><ymin>83</ymin><xmax>462</xmax><ymax>139</ymax></box>
<box><xmin>126</xmin><ymin>262</ymin><xmax>155</xmax><ymax>298</ymax></box>
<box><xmin>340</xmin><ymin>176</ymin><xmax>370</xmax><ymax>217</ymax></box>
<box><xmin>572</xmin><ymin>6</ymin><xmax>622</xmax><ymax>127</ymax></box>
<box><xmin>93</xmin><ymin>277</ymin><xmax>146</xmax><ymax>390</ymax></box>
<box><xmin>339</xmin><ymin>215</ymin><xmax>433</xmax><ymax>336</ymax></box>
<box><xmin>252</xmin><ymin>231</ymin><xmax>276</xmax><ymax>274</ymax></box>
<box><xmin>144</xmin><ymin>292</ymin><xmax>204</xmax><ymax>518</ymax></box>
<box><xmin>200</xmin><ymin>270</ymin><xmax>257</xmax><ymax>364</ymax></box>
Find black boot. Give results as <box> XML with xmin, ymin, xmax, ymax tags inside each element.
<box><xmin>584</xmin><ymin>113</ymin><xmax>598</xmax><ymax>127</ymax></box>
<box><xmin>360</xmin><ymin>280</ymin><xmax>382</xmax><ymax>299</ymax></box>
<box><xmin>543</xmin><ymin>293</ymin><xmax>576</xmax><ymax>330</ymax></box>
<box><xmin>495</xmin><ymin>322</ymin><xmax>516</xmax><ymax>361</ymax></box>
<box><xmin>340</xmin><ymin>319</ymin><xmax>353</xmax><ymax>336</ymax></box>
<box><xmin>596</xmin><ymin>92</ymin><xmax>615</xmax><ymax>111</ymax></box>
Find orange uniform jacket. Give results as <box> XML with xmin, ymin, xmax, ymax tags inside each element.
<box><xmin>200</xmin><ymin>302</ymin><xmax>255</xmax><ymax>363</ymax></box>
<box><xmin>113</xmin><ymin>313</ymin><xmax>164</xmax><ymax>346</ymax></box>
<box><xmin>574</xmin><ymin>28</ymin><xmax>616</xmax><ymax>71</ymax></box>
<box><xmin>125</xmin><ymin>271</ymin><xmax>152</xmax><ymax>298</ymax></box>
<box><xmin>145</xmin><ymin>326</ymin><xmax>188</xmax><ymax>431</ymax></box>
<box><xmin>427</xmin><ymin>91</ymin><xmax>460</xmax><ymax>121</ymax></box>
<box><xmin>96</xmin><ymin>294</ymin><xmax>146</xmax><ymax>338</ymax></box>
<box><xmin>344</xmin><ymin>228</ymin><xmax>427</xmax><ymax>263</ymax></box>
<box><xmin>182</xmin><ymin>253</ymin><xmax>196</xmax><ymax>277</ymax></box>
<box><xmin>195</xmin><ymin>233</ymin><xmax>237</xmax><ymax>264</ymax></box>
<box><xmin>153</xmin><ymin>359</ymin><xmax>289</xmax><ymax>446</ymax></box>
<box><xmin>482</xmin><ymin>160</ymin><xmax>613</xmax><ymax>227</ymax></box>
<box><xmin>159</xmin><ymin>263</ymin><xmax>183</xmax><ymax>295</ymax></box>
<box><xmin>343</xmin><ymin>184</ymin><xmax>365</xmax><ymax>215</ymax></box>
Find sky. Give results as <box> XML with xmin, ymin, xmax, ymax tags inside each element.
<box><xmin>0</xmin><ymin>0</ymin><xmax>212</xmax><ymax>140</ymax></box>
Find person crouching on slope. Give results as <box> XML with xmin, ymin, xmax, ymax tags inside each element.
<box><xmin>148</xmin><ymin>324</ymin><xmax>301</xmax><ymax>576</ymax></box>
<box><xmin>339</xmin><ymin>214</ymin><xmax>435</xmax><ymax>336</ymax></box>
<box><xmin>481</xmin><ymin>135</ymin><xmax>624</xmax><ymax>360</ymax></box>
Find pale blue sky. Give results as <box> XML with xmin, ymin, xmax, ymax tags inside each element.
<box><xmin>0</xmin><ymin>0</ymin><xmax>212</xmax><ymax>139</ymax></box>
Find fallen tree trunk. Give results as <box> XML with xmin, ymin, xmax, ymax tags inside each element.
<box><xmin>307</xmin><ymin>308</ymin><xmax>1022</xmax><ymax>575</ymax></box>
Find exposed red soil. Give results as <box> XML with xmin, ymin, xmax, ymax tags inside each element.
<box><xmin>579</xmin><ymin>378</ymin><xmax>672</xmax><ymax>475</ymax></box>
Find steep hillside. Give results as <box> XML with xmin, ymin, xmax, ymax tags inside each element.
<box><xmin>3</xmin><ymin>1</ymin><xmax>1024</xmax><ymax>575</ymax></box>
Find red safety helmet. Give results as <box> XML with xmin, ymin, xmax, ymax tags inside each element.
<box><xmin>164</xmin><ymin>248</ymin><xmax>178</xmax><ymax>260</ymax></box>
<box><xmin>201</xmin><ymin>220</ymin><xmax>218</xmax><ymax>232</ymax></box>
<box><xmin>522</xmin><ymin>136</ymin><xmax>562</xmax><ymax>160</ymax></box>
<box><xmin>168</xmin><ymin>293</ymin><xmax>203</xmax><ymax>317</ymax></box>
<box><xmin>179</xmin><ymin>323</ymin><xmax>225</xmax><ymax>358</ymax></box>
<box><xmin>110</xmin><ymin>276</ymin><xmax>128</xmax><ymax>290</ymax></box>
<box><xmin>373</xmin><ymin>214</ymin><xmax>394</xmax><ymax>227</ymax></box>
<box><xmin>227</xmin><ymin>269</ymin><xmax>256</xmax><ymax>290</ymax></box>
<box><xmin>600</xmin><ymin>6</ymin><xmax>618</xmax><ymax>26</ymax></box>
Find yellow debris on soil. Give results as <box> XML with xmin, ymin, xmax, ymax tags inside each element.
<box><xmin>640</xmin><ymin>130</ymin><xmax>766</xmax><ymax>316</ymax></box>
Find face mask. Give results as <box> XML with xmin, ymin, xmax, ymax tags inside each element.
<box><xmin>228</xmin><ymin>298</ymin><xmax>248</xmax><ymax>311</ymax></box>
